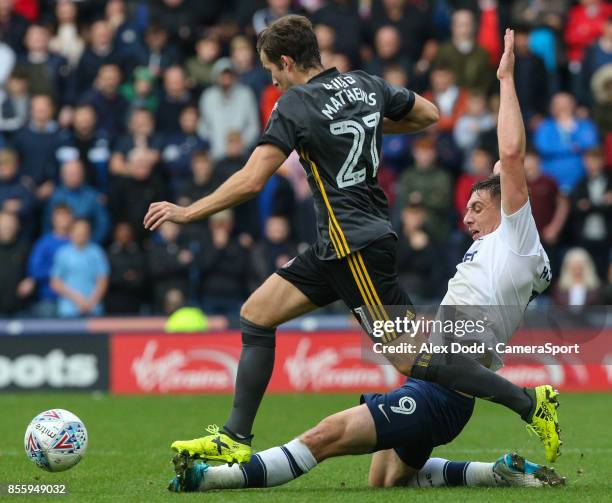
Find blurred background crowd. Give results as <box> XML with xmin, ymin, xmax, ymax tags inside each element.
<box><xmin>0</xmin><ymin>0</ymin><xmax>610</xmax><ymax>321</ymax></box>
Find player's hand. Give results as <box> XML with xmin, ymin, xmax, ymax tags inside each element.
<box><xmin>497</xmin><ymin>28</ymin><xmax>515</xmax><ymax>81</ymax></box>
<box><xmin>143</xmin><ymin>201</ymin><xmax>189</xmax><ymax>231</ymax></box>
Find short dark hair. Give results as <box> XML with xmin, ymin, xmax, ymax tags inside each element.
<box><xmin>471</xmin><ymin>174</ymin><xmax>501</xmax><ymax>200</ymax></box>
<box><xmin>257</xmin><ymin>15</ymin><xmax>321</xmax><ymax>70</ymax></box>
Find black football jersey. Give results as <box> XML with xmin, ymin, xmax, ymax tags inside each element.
<box><xmin>258</xmin><ymin>67</ymin><xmax>415</xmax><ymax>260</ymax></box>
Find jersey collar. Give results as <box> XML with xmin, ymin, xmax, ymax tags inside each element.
<box><xmin>307</xmin><ymin>67</ymin><xmax>339</xmax><ymax>83</ymax></box>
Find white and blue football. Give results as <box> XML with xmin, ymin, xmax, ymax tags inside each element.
<box><xmin>24</xmin><ymin>409</ymin><xmax>88</xmax><ymax>472</ymax></box>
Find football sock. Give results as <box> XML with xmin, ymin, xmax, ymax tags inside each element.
<box><xmin>411</xmin><ymin>352</ymin><xmax>534</xmax><ymax>421</ymax></box>
<box><xmin>409</xmin><ymin>458</ymin><xmax>503</xmax><ymax>487</ymax></box>
<box><xmin>200</xmin><ymin>439</ymin><xmax>318</xmax><ymax>490</ymax></box>
<box><xmin>224</xmin><ymin>318</ymin><xmax>276</xmax><ymax>439</ymax></box>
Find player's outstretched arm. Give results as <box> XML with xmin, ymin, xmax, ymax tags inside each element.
<box><xmin>382</xmin><ymin>93</ymin><xmax>440</xmax><ymax>135</ymax></box>
<box><xmin>497</xmin><ymin>28</ymin><xmax>528</xmax><ymax>215</ymax></box>
<box><xmin>143</xmin><ymin>144</ymin><xmax>286</xmax><ymax>231</ymax></box>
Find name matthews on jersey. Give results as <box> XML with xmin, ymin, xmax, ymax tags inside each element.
<box><xmin>320</xmin><ymin>74</ymin><xmax>377</xmax><ymax>120</ymax></box>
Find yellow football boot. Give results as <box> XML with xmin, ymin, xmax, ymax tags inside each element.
<box><xmin>171</xmin><ymin>425</ymin><xmax>252</xmax><ymax>464</ymax></box>
<box><xmin>526</xmin><ymin>385</ymin><xmax>561</xmax><ymax>462</ymax></box>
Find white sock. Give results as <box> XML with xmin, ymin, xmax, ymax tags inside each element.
<box><xmin>201</xmin><ymin>438</ymin><xmax>317</xmax><ymax>491</ymax></box>
<box><xmin>409</xmin><ymin>458</ymin><xmax>501</xmax><ymax>487</ymax></box>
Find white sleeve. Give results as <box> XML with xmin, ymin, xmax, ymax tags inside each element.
<box><xmin>498</xmin><ymin>199</ymin><xmax>541</xmax><ymax>255</ymax></box>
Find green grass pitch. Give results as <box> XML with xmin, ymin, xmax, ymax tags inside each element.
<box><xmin>1</xmin><ymin>392</ymin><xmax>610</xmax><ymax>502</ymax></box>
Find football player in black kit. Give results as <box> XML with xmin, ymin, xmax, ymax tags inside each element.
<box><xmin>144</xmin><ymin>16</ymin><xmax>559</xmax><ymax>470</ymax></box>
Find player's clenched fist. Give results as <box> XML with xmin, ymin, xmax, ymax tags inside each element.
<box><xmin>143</xmin><ymin>201</ymin><xmax>189</xmax><ymax>231</ymax></box>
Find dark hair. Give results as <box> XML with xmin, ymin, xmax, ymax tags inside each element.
<box><xmin>257</xmin><ymin>15</ymin><xmax>321</xmax><ymax>70</ymax></box>
<box><xmin>52</xmin><ymin>203</ymin><xmax>73</xmax><ymax>214</ymax></box>
<box><xmin>471</xmin><ymin>174</ymin><xmax>501</xmax><ymax>199</ymax></box>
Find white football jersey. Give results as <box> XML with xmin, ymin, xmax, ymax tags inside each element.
<box><xmin>440</xmin><ymin>200</ymin><xmax>551</xmax><ymax>369</ymax></box>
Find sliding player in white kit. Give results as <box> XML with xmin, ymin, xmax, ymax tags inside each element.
<box><xmin>166</xmin><ymin>29</ymin><xmax>564</xmax><ymax>494</ymax></box>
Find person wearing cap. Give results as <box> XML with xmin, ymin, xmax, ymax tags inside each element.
<box><xmin>198</xmin><ymin>57</ymin><xmax>259</xmax><ymax>160</ymax></box>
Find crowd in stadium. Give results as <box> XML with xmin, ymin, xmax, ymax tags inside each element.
<box><xmin>0</xmin><ymin>0</ymin><xmax>610</xmax><ymax>319</ymax></box>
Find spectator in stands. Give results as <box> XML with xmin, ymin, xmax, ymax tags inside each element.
<box><xmin>147</xmin><ymin>220</ymin><xmax>192</xmax><ymax>313</ymax></box>
<box><xmin>365</xmin><ymin>25</ymin><xmax>412</xmax><ymax>78</ymax></box>
<box><xmin>534</xmin><ymin>92</ymin><xmax>599</xmax><ymax>194</ymax></box>
<box><xmin>105</xmin><ymin>221</ymin><xmax>145</xmax><ymax>314</ymax></box>
<box><xmin>162</xmin><ymin>106</ymin><xmax>209</xmax><ymax>187</ymax></box>
<box><xmin>156</xmin><ymin>65</ymin><xmax>192</xmax><ymax>134</ymax></box>
<box><xmin>25</xmin><ymin>203</ymin><xmax>73</xmax><ymax>317</ymax></box>
<box><xmin>252</xmin><ymin>214</ymin><xmax>297</xmax><ymax>282</ymax></box>
<box><xmin>105</xmin><ymin>0</ymin><xmax>142</xmax><ymax>61</ymax></box>
<box><xmin>0</xmin><ymin>0</ymin><xmax>29</xmax><ymax>54</ymax></box>
<box><xmin>454</xmin><ymin>147</ymin><xmax>494</xmax><ymax>229</ymax></box>
<box><xmin>582</xmin><ymin>15</ymin><xmax>612</xmax><ymax>104</ymax></box>
<box><xmin>215</xmin><ymin>130</ymin><xmax>249</xmax><ymax>177</ymax></box>
<box><xmin>71</xmin><ymin>104</ymin><xmax>111</xmax><ymax>192</ymax></box>
<box><xmin>569</xmin><ymin>147</ymin><xmax>611</xmax><ymax>280</ymax></box>
<box><xmin>0</xmin><ymin>148</ymin><xmax>35</xmax><ymax>227</ymax></box>
<box><xmin>0</xmin><ymin>38</ymin><xmax>15</xmax><ymax>88</ymax></box>
<box><xmin>199</xmin><ymin>210</ymin><xmax>251</xmax><ymax>316</ymax></box>
<box><xmin>591</xmin><ymin>64</ymin><xmax>612</xmax><ymax>167</ymax></box>
<box><xmin>51</xmin><ymin>218</ymin><xmax>109</xmax><ymax>317</ymax></box>
<box><xmin>379</xmin><ymin>65</ymin><xmax>412</xmax><ymax>173</ymax></box>
<box><xmin>453</xmin><ymin>90</ymin><xmax>495</xmax><ymax>164</ymax></box>
<box><xmin>108</xmin><ymin>148</ymin><xmax>166</xmax><ymax>242</ymax></box>
<box><xmin>45</xmin><ymin>159</ymin><xmax>110</xmax><ymax>244</ymax></box>
<box><xmin>12</xmin><ymin>94</ymin><xmax>76</xmax><ymax>200</ymax></box>
<box><xmin>198</xmin><ymin>58</ymin><xmax>259</xmax><ymax>160</ymax></box>
<box><xmin>0</xmin><ymin>211</ymin><xmax>31</xmax><ymax>314</ymax></box>
<box><xmin>120</xmin><ymin>66</ymin><xmax>159</xmax><ymax>115</ymax></box>
<box><xmin>253</xmin><ymin>0</ymin><xmax>292</xmax><ymax>35</ymax></box>
<box><xmin>424</xmin><ymin>65</ymin><xmax>468</xmax><ymax>133</ymax></box>
<box><xmin>553</xmin><ymin>247</ymin><xmax>602</xmax><ymax>306</ymax></box>
<box><xmin>110</xmin><ymin>108</ymin><xmax>163</xmax><ymax>177</ymax></box>
<box><xmin>49</xmin><ymin>0</ymin><xmax>85</xmax><ymax>69</ymax></box>
<box><xmin>81</xmin><ymin>63</ymin><xmax>129</xmax><ymax>142</ymax></box>
<box><xmin>17</xmin><ymin>24</ymin><xmax>70</xmax><ymax>105</ymax></box>
<box><xmin>524</xmin><ymin>149</ymin><xmax>569</xmax><ymax>246</ymax></box>
<box><xmin>513</xmin><ymin>25</ymin><xmax>549</xmax><ymax>123</ymax></box>
<box><xmin>74</xmin><ymin>19</ymin><xmax>119</xmax><ymax>98</ymax></box>
<box><xmin>131</xmin><ymin>23</ymin><xmax>181</xmax><ymax>78</ymax></box>
<box><xmin>315</xmin><ymin>23</ymin><xmax>336</xmax><ymax>69</ymax></box>
<box><xmin>312</xmin><ymin>0</ymin><xmax>362</xmax><ymax>67</ymax></box>
<box><xmin>396</xmin><ymin>200</ymin><xmax>440</xmax><ymax>303</ymax></box>
<box><xmin>185</xmin><ymin>33</ymin><xmax>221</xmax><ymax>92</ymax></box>
<box><xmin>0</xmin><ymin>69</ymin><xmax>29</xmax><ymax>134</ymax></box>
<box><xmin>396</xmin><ymin>136</ymin><xmax>451</xmax><ymax>241</ymax></box>
<box><xmin>432</xmin><ymin>9</ymin><xmax>495</xmax><ymax>93</ymax></box>
<box><xmin>231</xmin><ymin>35</ymin><xmax>269</xmax><ymax>102</ymax></box>
<box><xmin>565</xmin><ymin>0</ymin><xmax>612</xmax><ymax>100</ymax></box>
<box><xmin>176</xmin><ymin>150</ymin><xmax>219</xmax><ymax>207</ymax></box>
<box><xmin>368</xmin><ymin>0</ymin><xmax>432</xmax><ymax>64</ymax></box>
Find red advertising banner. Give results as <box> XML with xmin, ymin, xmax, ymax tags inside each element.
<box><xmin>110</xmin><ymin>330</ymin><xmax>612</xmax><ymax>394</ymax></box>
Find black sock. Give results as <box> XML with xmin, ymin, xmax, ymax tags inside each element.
<box><xmin>412</xmin><ymin>352</ymin><xmax>535</xmax><ymax>421</ymax></box>
<box><xmin>224</xmin><ymin>317</ymin><xmax>276</xmax><ymax>438</ymax></box>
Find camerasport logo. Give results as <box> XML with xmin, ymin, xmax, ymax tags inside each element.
<box><xmin>0</xmin><ymin>336</ymin><xmax>108</xmax><ymax>390</ymax></box>
<box><xmin>283</xmin><ymin>338</ymin><xmax>401</xmax><ymax>391</ymax></box>
<box><xmin>111</xmin><ymin>335</ymin><xmax>242</xmax><ymax>393</ymax></box>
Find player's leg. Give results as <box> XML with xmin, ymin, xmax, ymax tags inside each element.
<box><xmin>169</xmin><ymin>404</ymin><xmax>377</xmax><ymax>492</ymax></box>
<box><xmin>171</xmin><ymin>249</ymin><xmax>339</xmax><ymax>463</ymax></box>
<box><xmin>369</xmin><ymin>450</ymin><xmax>563</xmax><ymax>488</ymax></box>
<box><xmin>339</xmin><ymin>238</ymin><xmax>560</xmax><ymax>461</ymax></box>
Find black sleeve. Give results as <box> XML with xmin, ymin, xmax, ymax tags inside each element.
<box><xmin>373</xmin><ymin>75</ymin><xmax>416</xmax><ymax>121</ymax></box>
<box><xmin>257</xmin><ymin>90</ymin><xmax>304</xmax><ymax>157</ymax></box>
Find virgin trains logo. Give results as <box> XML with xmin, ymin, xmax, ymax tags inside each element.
<box><xmin>131</xmin><ymin>341</ymin><xmax>239</xmax><ymax>393</ymax></box>
<box><xmin>284</xmin><ymin>339</ymin><xmax>400</xmax><ymax>391</ymax></box>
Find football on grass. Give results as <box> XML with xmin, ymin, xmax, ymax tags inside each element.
<box><xmin>24</xmin><ymin>409</ymin><xmax>88</xmax><ymax>472</ymax></box>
